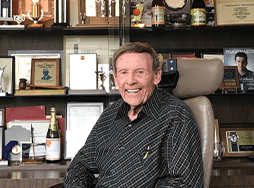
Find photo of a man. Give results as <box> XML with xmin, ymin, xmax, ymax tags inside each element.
<box><xmin>224</xmin><ymin>48</ymin><xmax>254</xmax><ymax>91</ymax></box>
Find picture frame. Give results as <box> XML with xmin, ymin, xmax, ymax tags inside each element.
<box><xmin>223</xmin><ymin>48</ymin><xmax>254</xmax><ymax>92</ymax></box>
<box><xmin>220</xmin><ymin>66</ymin><xmax>241</xmax><ymax>91</ymax></box>
<box><xmin>7</xmin><ymin>50</ymin><xmax>63</xmax><ymax>90</ymax></box>
<box><xmin>30</xmin><ymin>58</ymin><xmax>61</xmax><ymax>86</ymax></box>
<box><xmin>65</xmin><ymin>101</ymin><xmax>104</xmax><ymax>159</ymax></box>
<box><xmin>221</xmin><ymin>127</ymin><xmax>254</xmax><ymax>157</ymax></box>
<box><xmin>0</xmin><ymin>57</ymin><xmax>14</xmax><ymax>95</ymax></box>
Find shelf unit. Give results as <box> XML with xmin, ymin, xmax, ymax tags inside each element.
<box><xmin>0</xmin><ymin>2</ymin><xmax>254</xmax><ymax>187</ymax></box>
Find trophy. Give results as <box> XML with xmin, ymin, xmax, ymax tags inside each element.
<box><xmin>96</xmin><ymin>0</ymin><xmax>106</xmax><ymax>17</ymax></box>
<box><xmin>27</xmin><ymin>0</ymin><xmax>44</xmax><ymax>27</ymax></box>
<box><xmin>0</xmin><ymin>0</ymin><xmax>13</xmax><ymax>26</ymax></box>
<box><xmin>109</xmin><ymin>0</ymin><xmax>116</xmax><ymax>17</ymax></box>
<box><xmin>52</xmin><ymin>0</ymin><xmax>68</xmax><ymax>27</ymax></box>
<box><xmin>0</xmin><ymin>66</ymin><xmax>6</xmax><ymax>96</ymax></box>
<box><xmin>96</xmin><ymin>67</ymin><xmax>106</xmax><ymax>90</ymax></box>
<box><xmin>13</xmin><ymin>15</ymin><xmax>25</xmax><ymax>27</ymax></box>
<box><xmin>131</xmin><ymin>2</ymin><xmax>146</xmax><ymax>28</ymax></box>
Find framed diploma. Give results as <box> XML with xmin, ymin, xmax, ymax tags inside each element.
<box><xmin>30</xmin><ymin>58</ymin><xmax>61</xmax><ymax>86</ymax></box>
<box><xmin>221</xmin><ymin>127</ymin><xmax>254</xmax><ymax>157</ymax></box>
<box><xmin>0</xmin><ymin>57</ymin><xmax>14</xmax><ymax>95</ymax></box>
<box><xmin>65</xmin><ymin>101</ymin><xmax>104</xmax><ymax>159</ymax></box>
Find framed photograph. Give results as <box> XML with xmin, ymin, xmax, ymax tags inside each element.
<box><xmin>69</xmin><ymin>53</ymin><xmax>97</xmax><ymax>90</ymax></box>
<box><xmin>65</xmin><ymin>101</ymin><xmax>104</xmax><ymax>159</ymax></box>
<box><xmin>220</xmin><ymin>66</ymin><xmax>241</xmax><ymax>91</ymax></box>
<box><xmin>7</xmin><ymin>50</ymin><xmax>63</xmax><ymax>90</ymax></box>
<box><xmin>0</xmin><ymin>57</ymin><xmax>14</xmax><ymax>95</ymax></box>
<box><xmin>215</xmin><ymin>0</ymin><xmax>254</xmax><ymax>26</ymax></box>
<box><xmin>224</xmin><ymin>48</ymin><xmax>254</xmax><ymax>91</ymax></box>
<box><xmin>31</xmin><ymin>58</ymin><xmax>61</xmax><ymax>86</ymax></box>
<box><xmin>221</xmin><ymin>127</ymin><xmax>254</xmax><ymax>157</ymax></box>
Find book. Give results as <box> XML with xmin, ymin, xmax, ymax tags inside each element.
<box><xmin>14</xmin><ymin>89</ymin><xmax>67</xmax><ymax>96</ymax></box>
<box><xmin>223</xmin><ymin>48</ymin><xmax>254</xmax><ymax>92</ymax></box>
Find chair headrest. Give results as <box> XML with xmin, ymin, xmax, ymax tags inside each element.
<box><xmin>170</xmin><ymin>58</ymin><xmax>224</xmax><ymax>99</ymax></box>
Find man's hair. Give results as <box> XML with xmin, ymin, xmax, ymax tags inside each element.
<box><xmin>235</xmin><ymin>52</ymin><xmax>248</xmax><ymax>62</ymax></box>
<box><xmin>112</xmin><ymin>42</ymin><xmax>160</xmax><ymax>75</ymax></box>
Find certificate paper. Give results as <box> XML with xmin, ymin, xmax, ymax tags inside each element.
<box><xmin>65</xmin><ymin>102</ymin><xmax>103</xmax><ymax>159</ymax></box>
<box><xmin>69</xmin><ymin>54</ymin><xmax>97</xmax><ymax>90</ymax></box>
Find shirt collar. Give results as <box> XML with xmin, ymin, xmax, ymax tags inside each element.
<box><xmin>117</xmin><ymin>88</ymin><xmax>163</xmax><ymax>120</ymax></box>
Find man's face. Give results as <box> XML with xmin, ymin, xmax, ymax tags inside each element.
<box><xmin>113</xmin><ymin>52</ymin><xmax>161</xmax><ymax>109</ymax></box>
<box><xmin>235</xmin><ymin>56</ymin><xmax>247</xmax><ymax>71</ymax></box>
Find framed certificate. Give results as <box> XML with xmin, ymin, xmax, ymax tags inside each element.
<box><xmin>7</xmin><ymin>50</ymin><xmax>63</xmax><ymax>90</ymax></box>
<box><xmin>221</xmin><ymin>127</ymin><xmax>254</xmax><ymax>157</ymax></box>
<box><xmin>65</xmin><ymin>101</ymin><xmax>104</xmax><ymax>159</ymax></box>
<box><xmin>31</xmin><ymin>58</ymin><xmax>61</xmax><ymax>86</ymax></box>
<box><xmin>0</xmin><ymin>57</ymin><xmax>14</xmax><ymax>95</ymax></box>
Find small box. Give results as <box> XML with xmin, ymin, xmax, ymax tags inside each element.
<box><xmin>215</xmin><ymin>0</ymin><xmax>254</xmax><ymax>26</ymax></box>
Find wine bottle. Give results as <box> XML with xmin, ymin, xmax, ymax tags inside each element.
<box><xmin>191</xmin><ymin>0</ymin><xmax>206</xmax><ymax>27</ymax></box>
<box><xmin>46</xmin><ymin>107</ymin><xmax>61</xmax><ymax>163</ymax></box>
<box><xmin>152</xmin><ymin>0</ymin><xmax>165</xmax><ymax>29</ymax></box>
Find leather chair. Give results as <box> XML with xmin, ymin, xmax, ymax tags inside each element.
<box><xmin>49</xmin><ymin>58</ymin><xmax>224</xmax><ymax>188</ymax></box>
<box><xmin>170</xmin><ymin>58</ymin><xmax>224</xmax><ymax>188</ymax></box>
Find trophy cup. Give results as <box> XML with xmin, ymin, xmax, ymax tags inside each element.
<box><xmin>96</xmin><ymin>0</ymin><xmax>106</xmax><ymax>17</ymax></box>
<box><xmin>13</xmin><ymin>15</ymin><xmax>25</xmax><ymax>27</ymax></box>
<box><xmin>0</xmin><ymin>66</ymin><xmax>6</xmax><ymax>96</ymax></box>
<box><xmin>27</xmin><ymin>0</ymin><xmax>44</xmax><ymax>27</ymax></box>
<box><xmin>79</xmin><ymin>13</ymin><xmax>86</xmax><ymax>25</ymax></box>
<box><xmin>109</xmin><ymin>0</ymin><xmax>116</xmax><ymax>17</ymax></box>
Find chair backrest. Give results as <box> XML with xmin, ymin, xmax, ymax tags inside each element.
<box><xmin>167</xmin><ymin>58</ymin><xmax>224</xmax><ymax>188</ymax></box>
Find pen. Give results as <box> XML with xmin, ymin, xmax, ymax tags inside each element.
<box><xmin>143</xmin><ymin>146</ymin><xmax>150</xmax><ymax>159</ymax></box>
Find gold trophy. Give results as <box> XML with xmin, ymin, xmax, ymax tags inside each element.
<box><xmin>27</xmin><ymin>0</ymin><xmax>44</xmax><ymax>27</ymax></box>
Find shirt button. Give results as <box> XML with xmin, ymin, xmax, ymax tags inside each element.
<box><xmin>119</xmin><ymin>146</ymin><xmax>125</xmax><ymax>150</ymax></box>
<box><xmin>128</xmin><ymin>124</ymin><xmax>132</xmax><ymax>127</ymax></box>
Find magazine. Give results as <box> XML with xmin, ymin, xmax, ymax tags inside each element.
<box><xmin>223</xmin><ymin>48</ymin><xmax>254</xmax><ymax>91</ymax></box>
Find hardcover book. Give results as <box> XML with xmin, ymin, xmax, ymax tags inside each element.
<box><xmin>223</xmin><ymin>48</ymin><xmax>254</xmax><ymax>91</ymax></box>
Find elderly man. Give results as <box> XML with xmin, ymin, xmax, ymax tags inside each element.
<box><xmin>64</xmin><ymin>42</ymin><xmax>204</xmax><ymax>187</ymax></box>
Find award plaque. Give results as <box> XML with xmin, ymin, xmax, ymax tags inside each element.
<box><xmin>30</xmin><ymin>58</ymin><xmax>61</xmax><ymax>87</ymax></box>
<box><xmin>220</xmin><ymin>66</ymin><xmax>241</xmax><ymax>91</ymax></box>
<box><xmin>221</xmin><ymin>128</ymin><xmax>254</xmax><ymax>157</ymax></box>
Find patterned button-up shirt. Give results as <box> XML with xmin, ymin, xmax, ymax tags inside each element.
<box><xmin>64</xmin><ymin>89</ymin><xmax>204</xmax><ymax>188</ymax></box>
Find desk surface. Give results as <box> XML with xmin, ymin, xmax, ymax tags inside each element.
<box><xmin>0</xmin><ymin>160</ymin><xmax>70</xmax><ymax>188</ymax></box>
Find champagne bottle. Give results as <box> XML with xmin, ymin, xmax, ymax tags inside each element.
<box><xmin>152</xmin><ymin>0</ymin><xmax>165</xmax><ymax>29</ymax></box>
<box><xmin>191</xmin><ymin>0</ymin><xmax>206</xmax><ymax>27</ymax></box>
<box><xmin>46</xmin><ymin>107</ymin><xmax>61</xmax><ymax>163</ymax></box>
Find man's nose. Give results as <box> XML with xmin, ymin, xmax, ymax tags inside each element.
<box><xmin>126</xmin><ymin>72</ymin><xmax>137</xmax><ymax>84</ymax></box>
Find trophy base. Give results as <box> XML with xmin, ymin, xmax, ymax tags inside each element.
<box><xmin>0</xmin><ymin>92</ymin><xmax>6</xmax><ymax>96</ymax></box>
<box><xmin>52</xmin><ymin>22</ymin><xmax>69</xmax><ymax>28</ymax></box>
<box><xmin>27</xmin><ymin>23</ymin><xmax>44</xmax><ymax>28</ymax></box>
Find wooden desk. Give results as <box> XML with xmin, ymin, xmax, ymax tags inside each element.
<box><xmin>210</xmin><ymin>157</ymin><xmax>254</xmax><ymax>188</ymax></box>
<box><xmin>0</xmin><ymin>160</ymin><xmax>70</xmax><ymax>188</ymax></box>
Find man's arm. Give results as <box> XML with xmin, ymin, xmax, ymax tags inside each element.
<box><xmin>63</xmin><ymin>124</ymin><xmax>98</xmax><ymax>188</ymax></box>
<box><xmin>155</xmin><ymin>108</ymin><xmax>204</xmax><ymax>188</ymax></box>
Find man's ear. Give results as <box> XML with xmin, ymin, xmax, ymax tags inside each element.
<box><xmin>153</xmin><ymin>67</ymin><xmax>162</xmax><ymax>85</ymax></box>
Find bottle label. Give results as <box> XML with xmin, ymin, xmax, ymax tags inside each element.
<box><xmin>46</xmin><ymin>138</ymin><xmax>61</xmax><ymax>160</ymax></box>
<box><xmin>152</xmin><ymin>7</ymin><xmax>165</xmax><ymax>25</ymax></box>
<box><xmin>191</xmin><ymin>8</ymin><xmax>206</xmax><ymax>26</ymax></box>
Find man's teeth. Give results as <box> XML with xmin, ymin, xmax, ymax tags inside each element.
<box><xmin>127</xmin><ymin>89</ymin><xmax>140</xmax><ymax>93</ymax></box>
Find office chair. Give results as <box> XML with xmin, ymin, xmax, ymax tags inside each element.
<box><xmin>167</xmin><ymin>58</ymin><xmax>224</xmax><ymax>188</ymax></box>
